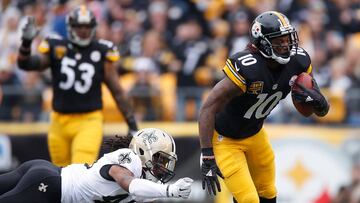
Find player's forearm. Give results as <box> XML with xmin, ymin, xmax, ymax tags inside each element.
<box><xmin>17</xmin><ymin>42</ymin><xmax>47</xmax><ymax>71</ymax></box>
<box><xmin>128</xmin><ymin>178</ymin><xmax>168</xmax><ymax>198</ymax></box>
<box><xmin>114</xmin><ymin>94</ymin><xmax>137</xmax><ymax>130</ymax></box>
<box><xmin>199</xmin><ymin>104</ymin><xmax>216</xmax><ymax>149</ymax></box>
<box><xmin>106</xmin><ymin>79</ymin><xmax>138</xmax><ymax>131</ymax></box>
<box><xmin>17</xmin><ymin>54</ymin><xmax>42</xmax><ymax>71</ymax></box>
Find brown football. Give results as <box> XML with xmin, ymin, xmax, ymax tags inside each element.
<box><xmin>291</xmin><ymin>72</ymin><xmax>314</xmax><ymax>117</ymax></box>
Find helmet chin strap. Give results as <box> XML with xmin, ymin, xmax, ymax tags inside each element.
<box><xmin>70</xmin><ymin>31</ymin><xmax>91</xmax><ymax>46</ymax></box>
<box><xmin>259</xmin><ymin>48</ymin><xmax>290</xmax><ymax>64</ymax></box>
<box><xmin>69</xmin><ymin>29</ymin><xmax>96</xmax><ymax>47</ymax></box>
<box><xmin>271</xmin><ymin>53</ymin><xmax>290</xmax><ymax>64</ymax></box>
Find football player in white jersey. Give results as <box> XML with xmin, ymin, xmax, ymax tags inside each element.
<box><xmin>0</xmin><ymin>128</ymin><xmax>193</xmax><ymax>203</ymax></box>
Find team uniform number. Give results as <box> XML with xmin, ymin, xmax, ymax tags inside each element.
<box><xmin>59</xmin><ymin>57</ymin><xmax>95</xmax><ymax>94</ymax></box>
<box><xmin>244</xmin><ymin>91</ymin><xmax>283</xmax><ymax>119</ymax></box>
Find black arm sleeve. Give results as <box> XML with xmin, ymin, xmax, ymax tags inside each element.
<box><xmin>17</xmin><ymin>55</ymin><xmax>42</xmax><ymax>71</ymax></box>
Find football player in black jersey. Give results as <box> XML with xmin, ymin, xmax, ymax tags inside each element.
<box><xmin>199</xmin><ymin>11</ymin><xmax>329</xmax><ymax>203</ymax></box>
<box><xmin>17</xmin><ymin>5</ymin><xmax>138</xmax><ymax>167</ymax></box>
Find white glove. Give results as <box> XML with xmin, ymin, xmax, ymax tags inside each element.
<box><xmin>21</xmin><ymin>16</ymin><xmax>38</xmax><ymax>42</ymax></box>
<box><xmin>167</xmin><ymin>177</ymin><xmax>193</xmax><ymax>199</ymax></box>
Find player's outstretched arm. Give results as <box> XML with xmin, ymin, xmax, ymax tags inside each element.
<box><xmin>17</xmin><ymin>16</ymin><xmax>50</xmax><ymax>71</ymax></box>
<box><xmin>104</xmin><ymin>62</ymin><xmax>138</xmax><ymax>136</ymax></box>
<box><xmin>199</xmin><ymin>77</ymin><xmax>242</xmax><ymax>196</ymax></box>
<box><xmin>109</xmin><ymin>165</ymin><xmax>193</xmax><ymax>199</ymax></box>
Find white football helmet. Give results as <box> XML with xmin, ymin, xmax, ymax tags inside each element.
<box><xmin>129</xmin><ymin>128</ymin><xmax>177</xmax><ymax>183</ymax></box>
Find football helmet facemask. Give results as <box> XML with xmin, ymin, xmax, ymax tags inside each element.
<box><xmin>66</xmin><ymin>5</ymin><xmax>97</xmax><ymax>47</ymax></box>
<box><xmin>250</xmin><ymin>11</ymin><xmax>298</xmax><ymax>64</ymax></box>
<box><xmin>129</xmin><ymin>128</ymin><xmax>177</xmax><ymax>183</ymax></box>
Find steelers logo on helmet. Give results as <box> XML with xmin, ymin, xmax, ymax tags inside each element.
<box><xmin>250</xmin><ymin>11</ymin><xmax>299</xmax><ymax>64</ymax></box>
<box><xmin>251</xmin><ymin>21</ymin><xmax>262</xmax><ymax>38</ymax></box>
<box><xmin>66</xmin><ymin>5</ymin><xmax>97</xmax><ymax>47</ymax></box>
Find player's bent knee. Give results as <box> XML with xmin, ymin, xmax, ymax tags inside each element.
<box><xmin>258</xmin><ymin>187</ymin><xmax>277</xmax><ymax>199</ymax></box>
<box><xmin>234</xmin><ymin>192</ymin><xmax>259</xmax><ymax>203</ymax></box>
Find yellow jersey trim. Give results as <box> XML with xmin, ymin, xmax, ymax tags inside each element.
<box><xmin>306</xmin><ymin>64</ymin><xmax>313</xmax><ymax>74</ymax></box>
<box><xmin>106</xmin><ymin>51</ymin><xmax>120</xmax><ymax>62</ymax></box>
<box><xmin>226</xmin><ymin>59</ymin><xmax>246</xmax><ymax>83</ymax></box>
<box><xmin>223</xmin><ymin>64</ymin><xmax>246</xmax><ymax>93</ymax></box>
<box><xmin>38</xmin><ymin>40</ymin><xmax>50</xmax><ymax>54</ymax></box>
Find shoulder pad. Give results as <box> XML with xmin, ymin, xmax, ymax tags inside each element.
<box><xmin>223</xmin><ymin>51</ymin><xmax>261</xmax><ymax>92</ymax></box>
<box><xmin>97</xmin><ymin>39</ymin><xmax>120</xmax><ymax>62</ymax></box>
<box><xmin>98</xmin><ymin>39</ymin><xmax>115</xmax><ymax>48</ymax></box>
<box><xmin>113</xmin><ymin>148</ymin><xmax>142</xmax><ymax>178</ymax></box>
<box><xmin>290</xmin><ymin>47</ymin><xmax>312</xmax><ymax>73</ymax></box>
<box><xmin>45</xmin><ymin>33</ymin><xmax>63</xmax><ymax>40</ymax></box>
<box><xmin>38</xmin><ymin>34</ymin><xmax>64</xmax><ymax>54</ymax></box>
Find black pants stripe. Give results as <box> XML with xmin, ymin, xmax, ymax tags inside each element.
<box><xmin>0</xmin><ymin>159</ymin><xmax>61</xmax><ymax>203</ymax></box>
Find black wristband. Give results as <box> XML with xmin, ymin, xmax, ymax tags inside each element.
<box><xmin>201</xmin><ymin>147</ymin><xmax>214</xmax><ymax>156</ymax></box>
<box><xmin>21</xmin><ymin>39</ymin><xmax>32</xmax><ymax>48</ymax></box>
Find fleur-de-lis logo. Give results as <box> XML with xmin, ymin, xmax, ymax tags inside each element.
<box><xmin>38</xmin><ymin>183</ymin><xmax>48</xmax><ymax>193</ymax></box>
<box><xmin>142</xmin><ymin>130</ymin><xmax>158</xmax><ymax>144</ymax></box>
<box><xmin>118</xmin><ymin>152</ymin><xmax>132</xmax><ymax>164</ymax></box>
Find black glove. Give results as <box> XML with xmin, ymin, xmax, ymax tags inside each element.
<box><xmin>291</xmin><ymin>79</ymin><xmax>329</xmax><ymax>116</ymax></box>
<box><xmin>201</xmin><ymin>148</ymin><xmax>224</xmax><ymax>196</ymax></box>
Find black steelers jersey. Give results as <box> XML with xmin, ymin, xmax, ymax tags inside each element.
<box><xmin>215</xmin><ymin>47</ymin><xmax>312</xmax><ymax>138</ymax></box>
<box><xmin>38</xmin><ymin>35</ymin><xmax>120</xmax><ymax>113</ymax></box>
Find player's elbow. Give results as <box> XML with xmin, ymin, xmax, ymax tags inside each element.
<box><xmin>17</xmin><ymin>55</ymin><xmax>42</xmax><ymax>71</ymax></box>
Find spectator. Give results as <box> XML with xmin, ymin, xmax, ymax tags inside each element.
<box><xmin>171</xmin><ymin>18</ymin><xmax>209</xmax><ymax>121</ymax></box>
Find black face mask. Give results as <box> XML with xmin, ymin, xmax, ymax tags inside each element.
<box><xmin>147</xmin><ymin>151</ymin><xmax>177</xmax><ymax>183</ymax></box>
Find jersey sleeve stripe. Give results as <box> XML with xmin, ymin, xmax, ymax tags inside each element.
<box><xmin>38</xmin><ymin>40</ymin><xmax>50</xmax><ymax>54</ymax></box>
<box><xmin>226</xmin><ymin>60</ymin><xmax>246</xmax><ymax>84</ymax></box>
<box><xmin>223</xmin><ymin>64</ymin><xmax>247</xmax><ymax>92</ymax></box>
<box><xmin>306</xmin><ymin>64</ymin><xmax>313</xmax><ymax>74</ymax></box>
<box><xmin>106</xmin><ymin>51</ymin><xmax>120</xmax><ymax>62</ymax></box>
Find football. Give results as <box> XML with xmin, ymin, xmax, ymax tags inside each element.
<box><xmin>291</xmin><ymin>72</ymin><xmax>314</xmax><ymax>117</ymax></box>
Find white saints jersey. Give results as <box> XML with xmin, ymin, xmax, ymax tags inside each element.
<box><xmin>61</xmin><ymin>148</ymin><xmax>142</xmax><ymax>203</ymax></box>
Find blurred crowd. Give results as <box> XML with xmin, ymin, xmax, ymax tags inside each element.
<box><xmin>0</xmin><ymin>0</ymin><xmax>360</xmax><ymax>125</ymax></box>
<box><xmin>0</xmin><ymin>1</ymin><xmax>360</xmax><ymax>202</ymax></box>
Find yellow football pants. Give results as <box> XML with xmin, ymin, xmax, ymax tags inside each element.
<box><xmin>48</xmin><ymin>110</ymin><xmax>103</xmax><ymax>167</ymax></box>
<box><xmin>213</xmin><ymin>128</ymin><xmax>277</xmax><ymax>203</ymax></box>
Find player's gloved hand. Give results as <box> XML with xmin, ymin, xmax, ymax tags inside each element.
<box><xmin>201</xmin><ymin>148</ymin><xmax>224</xmax><ymax>196</ymax></box>
<box><xmin>291</xmin><ymin>78</ymin><xmax>329</xmax><ymax>116</ymax></box>
<box><xmin>21</xmin><ymin>16</ymin><xmax>39</xmax><ymax>47</ymax></box>
<box><xmin>167</xmin><ymin>177</ymin><xmax>193</xmax><ymax>198</ymax></box>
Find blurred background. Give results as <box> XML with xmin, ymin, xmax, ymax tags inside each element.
<box><xmin>0</xmin><ymin>0</ymin><xmax>359</xmax><ymax>202</ymax></box>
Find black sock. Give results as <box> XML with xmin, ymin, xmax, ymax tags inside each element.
<box><xmin>260</xmin><ymin>196</ymin><xmax>276</xmax><ymax>203</ymax></box>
